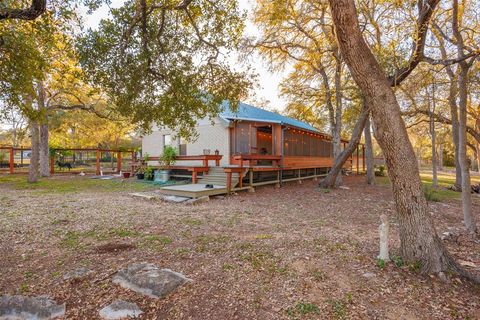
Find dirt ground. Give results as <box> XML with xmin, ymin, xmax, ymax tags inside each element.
<box><xmin>0</xmin><ymin>175</ymin><xmax>479</xmax><ymax>319</ymax></box>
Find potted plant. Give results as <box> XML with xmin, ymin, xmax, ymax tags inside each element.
<box><xmin>136</xmin><ymin>165</ymin><xmax>145</xmax><ymax>180</ymax></box>
<box><xmin>157</xmin><ymin>145</ymin><xmax>177</xmax><ymax>182</ymax></box>
<box><xmin>144</xmin><ymin>166</ymin><xmax>155</xmax><ymax>181</ymax></box>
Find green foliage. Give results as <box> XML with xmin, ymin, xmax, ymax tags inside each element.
<box><xmin>374</xmin><ymin>165</ymin><xmax>386</xmax><ymax>177</ymax></box>
<box><xmin>77</xmin><ymin>1</ymin><xmax>251</xmax><ymax>138</ymax></box>
<box><xmin>377</xmin><ymin>258</ymin><xmax>386</xmax><ymax>269</ymax></box>
<box><xmin>144</xmin><ymin>166</ymin><xmax>155</xmax><ymax>180</ymax></box>
<box><xmin>391</xmin><ymin>254</ymin><xmax>404</xmax><ymax>267</ymax></box>
<box><xmin>159</xmin><ymin>145</ymin><xmax>177</xmax><ymax>167</ymax></box>
<box><xmin>422</xmin><ymin>184</ymin><xmax>441</xmax><ymax>202</ymax></box>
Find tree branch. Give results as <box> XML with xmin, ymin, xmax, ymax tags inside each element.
<box><xmin>0</xmin><ymin>0</ymin><xmax>46</xmax><ymax>20</ymax></box>
<box><xmin>387</xmin><ymin>0</ymin><xmax>440</xmax><ymax>86</ymax></box>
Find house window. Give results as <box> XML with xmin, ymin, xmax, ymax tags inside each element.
<box><xmin>163</xmin><ymin>134</ymin><xmax>172</xmax><ymax>147</ymax></box>
<box><xmin>179</xmin><ymin>137</ymin><xmax>187</xmax><ymax>156</ymax></box>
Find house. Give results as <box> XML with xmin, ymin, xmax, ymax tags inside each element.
<box><xmin>141</xmin><ymin>101</ymin><xmax>364</xmax><ymax>197</ymax></box>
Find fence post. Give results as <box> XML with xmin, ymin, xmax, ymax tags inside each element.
<box><xmin>9</xmin><ymin>147</ymin><xmax>14</xmax><ymax>174</ymax></box>
<box><xmin>96</xmin><ymin>149</ymin><xmax>101</xmax><ymax>175</ymax></box>
<box><xmin>50</xmin><ymin>153</ymin><xmax>55</xmax><ymax>175</ymax></box>
<box><xmin>117</xmin><ymin>151</ymin><xmax>122</xmax><ymax>173</ymax></box>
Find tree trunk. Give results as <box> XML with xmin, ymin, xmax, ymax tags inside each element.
<box><xmin>28</xmin><ymin>121</ymin><xmax>40</xmax><ymax>183</ymax></box>
<box><xmin>457</xmin><ymin>66</ymin><xmax>475</xmax><ymax>233</ymax></box>
<box><xmin>452</xmin><ymin>0</ymin><xmax>476</xmax><ymax>234</ymax></box>
<box><xmin>328</xmin><ymin>0</ymin><xmax>461</xmax><ymax>275</ymax></box>
<box><xmin>438</xmin><ymin>143</ymin><xmax>443</xmax><ymax>171</ymax></box>
<box><xmin>364</xmin><ymin>115</ymin><xmax>375</xmax><ymax>185</ymax></box>
<box><xmin>429</xmin><ymin>84</ymin><xmax>438</xmax><ymax>189</ymax></box>
<box><xmin>475</xmin><ymin>143</ymin><xmax>480</xmax><ymax>172</ymax></box>
<box><xmin>38</xmin><ymin>82</ymin><xmax>50</xmax><ymax>177</ymax></box>
<box><xmin>449</xmin><ymin>86</ymin><xmax>462</xmax><ymax>189</ymax></box>
<box><xmin>319</xmin><ymin>103</ymin><xmax>369</xmax><ymax>188</ymax></box>
<box><xmin>332</xmin><ymin>57</ymin><xmax>343</xmax><ymax>186</ymax></box>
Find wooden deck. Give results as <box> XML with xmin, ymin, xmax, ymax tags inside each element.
<box><xmin>158</xmin><ymin>184</ymin><xmax>228</xmax><ymax>198</ymax></box>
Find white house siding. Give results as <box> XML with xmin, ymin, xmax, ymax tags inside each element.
<box><xmin>141</xmin><ymin>117</ymin><xmax>231</xmax><ymax>167</ymax></box>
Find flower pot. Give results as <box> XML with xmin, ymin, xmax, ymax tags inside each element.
<box><xmin>122</xmin><ymin>172</ymin><xmax>131</xmax><ymax>178</ymax></box>
<box><xmin>136</xmin><ymin>173</ymin><xmax>145</xmax><ymax>180</ymax></box>
<box><xmin>155</xmin><ymin>169</ymin><xmax>170</xmax><ymax>183</ymax></box>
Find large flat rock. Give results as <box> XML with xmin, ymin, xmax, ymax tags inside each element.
<box><xmin>0</xmin><ymin>295</ymin><xmax>65</xmax><ymax>320</ymax></box>
<box><xmin>99</xmin><ymin>300</ymin><xmax>143</xmax><ymax>319</ymax></box>
<box><xmin>112</xmin><ymin>263</ymin><xmax>191</xmax><ymax>298</ymax></box>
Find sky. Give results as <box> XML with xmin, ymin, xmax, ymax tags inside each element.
<box><xmin>80</xmin><ymin>0</ymin><xmax>289</xmax><ymax>111</ymax></box>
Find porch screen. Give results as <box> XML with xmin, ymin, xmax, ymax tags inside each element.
<box><xmin>233</xmin><ymin>122</ymin><xmax>256</xmax><ymax>154</ymax></box>
<box><xmin>284</xmin><ymin>129</ymin><xmax>333</xmax><ymax>157</ymax></box>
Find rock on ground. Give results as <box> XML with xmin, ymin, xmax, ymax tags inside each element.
<box><xmin>0</xmin><ymin>295</ymin><xmax>65</xmax><ymax>320</ymax></box>
<box><xmin>112</xmin><ymin>263</ymin><xmax>191</xmax><ymax>298</ymax></box>
<box><xmin>162</xmin><ymin>195</ymin><xmax>190</xmax><ymax>203</ymax></box>
<box><xmin>99</xmin><ymin>300</ymin><xmax>143</xmax><ymax>320</ymax></box>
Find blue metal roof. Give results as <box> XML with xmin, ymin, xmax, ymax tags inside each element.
<box><xmin>220</xmin><ymin>101</ymin><xmax>319</xmax><ymax>133</ymax></box>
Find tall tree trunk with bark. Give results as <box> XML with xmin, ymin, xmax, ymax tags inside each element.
<box><xmin>320</xmin><ymin>104</ymin><xmax>369</xmax><ymax>188</ymax></box>
<box><xmin>452</xmin><ymin>0</ymin><xmax>476</xmax><ymax>233</ymax></box>
<box><xmin>429</xmin><ymin>83</ymin><xmax>438</xmax><ymax>188</ymax></box>
<box><xmin>457</xmin><ymin>66</ymin><xmax>475</xmax><ymax>233</ymax></box>
<box><xmin>449</xmin><ymin>85</ymin><xmax>462</xmax><ymax>189</ymax></box>
<box><xmin>438</xmin><ymin>142</ymin><xmax>443</xmax><ymax>171</ymax></box>
<box><xmin>28</xmin><ymin>121</ymin><xmax>40</xmax><ymax>183</ymax></box>
<box><xmin>37</xmin><ymin>82</ymin><xmax>50</xmax><ymax>177</ymax></box>
<box><xmin>433</xmin><ymin>29</ymin><xmax>462</xmax><ymax>189</ymax></box>
<box><xmin>364</xmin><ymin>115</ymin><xmax>375</xmax><ymax>185</ymax></box>
<box><xmin>328</xmin><ymin>0</ymin><xmax>463</xmax><ymax>275</ymax></box>
<box><xmin>332</xmin><ymin>58</ymin><xmax>343</xmax><ymax>186</ymax></box>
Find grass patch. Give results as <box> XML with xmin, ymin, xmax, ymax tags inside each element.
<box><xmin>287</xmin><ymin>302</ymin><xmax>320</xmax><ymax>317</ymax></box>
<box><xmin>254</xmin><ymin>234</ymin><xmax>274</xmax><ymax>240</ymax></box>
<box><xmin>181</xmin><ymin>217</ymin><xmax>203</xmax><ymax>226</ymax></box>
<box><xmin>109</xmin><ymin>227</ymin><xmax>140</xmax><ymax>238</ymax></box>
<box><xmin>140</xmin><ymin>234</ymin><xmax>173</xmax><ymax>251</ymax></box>
<box><xmin>0</xmin><ymin>175</ymin><xmax>156</xmax><ymax>194</ymax></box>
<box><xmin>194</xmin><ymin>234</ymin><xmax>230</xmax><ymax>253</ymax></box>
<box><xmin>60</xmin><ymin>231</ymin><xmax>82</xmax><ymax>249</ymax></box>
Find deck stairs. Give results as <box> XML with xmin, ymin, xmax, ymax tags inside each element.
<box><xmin>157</xmin><ymin>167</ymin><xmax>241</xmax><ymax>198</ymax></box>
<box><xmin>198</xmin><ymin>166</ymin><xmax>240</xmax><ymax>188</ymax></box>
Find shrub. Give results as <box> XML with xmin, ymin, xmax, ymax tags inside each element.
<box><xmin>422</xmin><ymin>185</ymin><xmax>441</xmax><ymax>202</ymax></box>
<box><xmin>159</xmin><ymin>145</ymin><xmax>177</xmax><ymax>168</ymax></box>
<box><xmin>374</xmin><ymin>165</ymin><xmax>386</xmax><ymax>176</ymax></box>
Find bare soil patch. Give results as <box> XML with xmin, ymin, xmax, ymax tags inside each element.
<box><xmin>0</xmin><ymin>175</ymin><xmax>479</xmax><ymax>319</ymax></box>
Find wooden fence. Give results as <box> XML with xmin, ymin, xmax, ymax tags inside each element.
<box><xmin>0</xmin><ymin>146</ymin><xmax>135</xmax><ymax>175</ymax></box>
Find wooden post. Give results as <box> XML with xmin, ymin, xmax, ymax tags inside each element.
<box><xmin>117</xmin><ymin>151</ymin><xmax>122</xmax><ymax>173</ymax></box>
<box><xmin>96</xmin><ymin>149</ymin><xmax>101</xmax><ymax>175</ymax></box>
<box><xmin>203</xmin><ymin>157</ymin><xmax>208</xmax><ymax>167</ymax></box>
<box><xmin>20</xmin><ymin>148</ymin><xmax>24</xmax><ymax>166</ymax></box>
<box><xmin>248</xmin><ymin>169</ymin><xmax>255</xmax><ymax>192</ymax></box>
<box><xmin>362</xmin><ymin>145</ymin><xmax>365</xmax><ymax>172</ymax></box>
<box><xmin>356</xmin><ymin>145</ymin><xmax>359</xmax><ymax>174</ymax></box>
<box><xmin>9</xmin><ymin>147</ymin><xmax>14</xmax><ymax>174</ymax></box>
<box><xmin>226</xmin><ymin>171</ymin><xmax>232</xmax><ymax>192</ymax></box>
<box><xmin>239</xmin><ymin>171</ymin><xmax>243</xmax><ymax>188</ymax></box>
<box><xmin>215</xmin><ymin>157</ymin><xmax>220</xmax><ymax>166</ymax></box>
<box><xmin>192</xmin><ymin>171</ymin><xmax>197</xmax><ymax>184</ymax></box>
<box><xmin>50</xmin><ymin>154</ymin><xmax>55</xmax><ymax>175</ymax></box>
